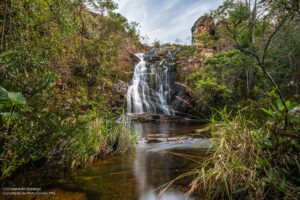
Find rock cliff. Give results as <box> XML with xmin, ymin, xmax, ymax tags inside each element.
<box><xmin>191</xmin><ymin>15</ymin><xmax>216</xmax><ymax>46</ymax></box>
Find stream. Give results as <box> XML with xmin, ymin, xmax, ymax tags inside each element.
<box><xmin>2</xmin><ymin>121</ymin><xmax>210</xmax><ymax>200</ymax></box>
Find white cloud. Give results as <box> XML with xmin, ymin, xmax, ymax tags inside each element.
<box><xmin>116</xmin><ymin>0</ymin><xmax>223</xmax><ymax>44</ymax></box>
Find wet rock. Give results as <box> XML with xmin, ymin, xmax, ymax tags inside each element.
<box><xmin>130</xmin><ymin>53</ymin><xmax>141</xmax><ymax>63</ymax></box>
<box><xmin>127</xmin><ymin>113</ymin><xmax>181</xmax><ymax>122</ymax></box>
<box><xmin>137</xmin><ymin>138</ymin><xmax>147</xmax><ymax>144</ymax></box>
<box><xmin>146</xmin><ymin>136</ymin><xmax>189</xmax><ymax>143</ymax></box>
<box><xmin>170</xmin><ymin>82</ymin><xmax>194</xmax><ymax>114</ymax></box>
<box><xmin>146</xmin><ymin>134</ymin><xmax>167</xmax><ymax>138</ymax></box>
<box><xmin>195</xmin><ymin>126</ymin><xmax>210</xmax><ymax>134</ymax></box>
<box><xmin>146</xmin><ymin>138</ymin><xmax>163</xmax><ymax>143</ymax></box>
<box><xmin>167</xmin><ymin>136</ymin><xmax>188</xmax><ymax>141</ymax></box>
<box><xmin>146</xmin><ymin>138</ymin><xmax>213</xmax><ymax>152</ymax></box>
<box><xmin>171</xmin><ymin>95</ymin><xmax>193</xmax><ymax>114</ymax></box>
<box><xmin>144</xmin><ymin>49</ymin><xmax>162</xmax><ymax>62</ymax></box>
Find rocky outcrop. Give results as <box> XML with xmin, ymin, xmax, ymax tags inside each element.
<box><xmin>190</xmin><ymin>15</ymin><xmax>218</xmax><ymax>69</ymax></box>
<box><xmin>191</xmin><ymin>15</ymin><xmax>216</xmax><ymax>46</ymax></box>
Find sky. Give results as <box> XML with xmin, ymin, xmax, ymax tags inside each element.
<box><xmin>116</xmin><ymin>0</ymin><xmax>223</xmax><ymax>44</ymax></box>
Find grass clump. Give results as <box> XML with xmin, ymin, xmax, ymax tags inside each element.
<box><xmin>46</xmin><ymin>113</ymin><xmax>136</xmax><ymax>169</ymax></box>
<box><xmin>187</xmin><ymin>107</ymin><xmax>300</xmax><ymax>200</ymax></box>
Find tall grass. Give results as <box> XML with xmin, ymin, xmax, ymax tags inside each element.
<box><xmin>49</xmin><ymin>113</ymin><xmax>136</xmax><ymax>168</ymax></box>
<box><xmin>193</xmin><ymin>111</ymin><xmax>265</xmax><ymax>199</ymax></box>
<box><xmin>186</xmin><ymin>108</ymin><xmax>300</xmax><ymax>199</ymax></box>
<box><xmin>104</xmin><ymin>114</ymin><xmax>137</xmax><ymax>154</ymax></box>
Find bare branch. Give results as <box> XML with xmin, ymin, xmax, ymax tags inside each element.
<box><xmin>261</xmin><ymin>13</ymin><xmax>291</xmax><ymax>63</ymax></box>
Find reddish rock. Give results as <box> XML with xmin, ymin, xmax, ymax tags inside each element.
<box><xmin>191</xmin><ymin>15</ymin><xmax>216</xmax><ymax>46</ymax></box>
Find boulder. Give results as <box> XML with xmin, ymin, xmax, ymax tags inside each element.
<box><xmin>191</xmin><ymin>15</ymin><xmax>216</xmax><ymax>45</ymax></box>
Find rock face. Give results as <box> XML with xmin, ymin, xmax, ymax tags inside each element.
<box><xmin>170</xmin><ymin>15</ymin><xmax>219</xmax><ymax>81</ymax></box>
<box><xmin>190</xmin><ymin>15</ymin><xmax>217</xmax><ymax>69</ymax></box>
<box><xmin>191</xmin><ymin>15</ymin><xmax>216</xmax><ymax>46</ymax></box>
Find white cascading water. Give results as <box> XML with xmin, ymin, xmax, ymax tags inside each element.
<box><xmin>127</xmin><ymin>53</ymin><xmax>174</xmax><ymax>116</ymax></box>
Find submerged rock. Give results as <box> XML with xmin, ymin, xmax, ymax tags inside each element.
<box><xmin>195</xmin><ymin>126</ymin><xmax>211</xmax><ymax>134</ymax></box>
<box><xmin>145</xmin><ymin>138</ymin><xmax>213</xmax><ymax>152</ymax></box>
<box><xmin>126</xmin><ymin>113</ymin><xmax>181</xmax><ymax>122</ymax></box>
<box><xmin>146</xmin><ymin>136</ymin><xmax>189</xmax><ymax>143</ymax></box>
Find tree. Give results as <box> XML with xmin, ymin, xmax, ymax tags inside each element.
<box><xmin>213</xmin><ymin>0</ymin><xmax>299</xmax><ymax>129</ymax></box>
<box><xmin>85</xmin><ymin>0</ymin><xmax>118</xmax><ymax>15</ymax></box>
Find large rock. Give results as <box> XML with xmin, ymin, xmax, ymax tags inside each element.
<box><xmin>191</xmin><ymin>15</ymin><xmax>216</xmax><ymax>45</ymax></box>
<box><xmin>114</xmin><ymin>80</ymin><xmax>128</xmax><ymax>94</ymax></box>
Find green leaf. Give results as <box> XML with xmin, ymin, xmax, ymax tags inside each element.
<box><xmin>0</xmin><ymin>86</ymin><xmax>9</xmax><ymax>104</ymax></box>
<box><xmin>0</xmin><ymin>50</ymin><xmax>16</xmax><ymax>58</ymax></box>
<box><xmin>0</xmin><ymin>87</ymin><xmax>26</xmax><ymax>110</ymax></box>
<box><xmin>233</xmin><ymin>186</ymin><xmax>248</xmax><ymax>194</ymax></box>
<box><xmin>260</xmin><ymin>108</ymin><xmax>273</xmax><ymax>117</ymax></box>
<box><xmin>257</xmin><ymin>157</ymin><xmax>269</xmax><ymax>167</ymax></box>
<box><xmin>8</xmin><ymin>92</ymin><xmax>26</xmax><ymax>105</ymax></box>
<box><xmin>0</xmin><ymin>112</ymin><xmax>19</xmax><ymax>123</ymax></box>
<box><xmin>276</xmin><ymin>99</ymin><xmax>284</xmax><ymax>111</ymax></box>
<box><xmin>285</xmin><ymin>100</ymin><xmax>292</xmax><ymax>111</ymax></box>
<box><xmin>279</xmin><ymin>178</ymin><xmax>286</xmax><ymax>191</ymax></box>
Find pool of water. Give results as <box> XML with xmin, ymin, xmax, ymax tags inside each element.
<box><xmin>2</xmin><ymin>122</ymin><xmax>210</xmax><ymax>200</ymax></box>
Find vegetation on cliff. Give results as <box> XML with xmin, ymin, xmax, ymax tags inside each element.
<box><xmin>0</xmin><ymin>0</ymin><xmax>142</xmax><ymax>179</ymax></box>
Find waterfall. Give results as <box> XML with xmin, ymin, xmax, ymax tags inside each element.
<box><xmin>127</xmin><ymin>53</ymin><xmax>174</xmax><ymax>116</ymax></box>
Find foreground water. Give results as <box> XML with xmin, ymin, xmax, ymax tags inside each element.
<box><xmin>2</xmin><ymin>122</ymin><xmax>210</xmax><ymax>200</ymax></box>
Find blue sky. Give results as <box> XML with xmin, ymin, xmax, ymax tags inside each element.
<box><xmin>116</xmin><ymin>0</ymin><xmax>223</xmax><ymax>44</ymax></box>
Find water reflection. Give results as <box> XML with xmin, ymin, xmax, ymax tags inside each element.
<box><xmin>134</xmin><ymin>148</ymin><xmax>195</xmax><ymax>200</ymax></box>
<box><xmin>132</xmin><ymin>121</ymin><xmax>202</xmax><ymax>139</ymax></box>
<box><xmin>132</xmin><ymin>122</ymin><xmax>202</xmax><ymax>200</ymax></box>
<box><xmin>132</xmin><ymin>122</ymin><xmax>175</xmax><ymax>139</ymax></box>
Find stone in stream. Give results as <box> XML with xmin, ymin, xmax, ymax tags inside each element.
<box><xmin>146</xmin><ymin>136</ymin><xmax>189</xmax><ymax>143</ymax></box>
<box><xmin>126</xmin><ymin>113</ymin><xmax>181</xmax><ymax>122</ymax></box>
<box><xmin>194</xmin><ymin>126</ymin><xmax>210</xmax><ymax>134</ymax></box>
<box><xmin>146</xmin><ymin>138</ymin><xmax>213</xmax><ymax>152</ymax></box>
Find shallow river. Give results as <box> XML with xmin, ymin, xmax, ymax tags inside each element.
<box><xmin>3</xmin><ymin>122</ymin><xmax>210</xmax><ymax>200</ymax></box>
